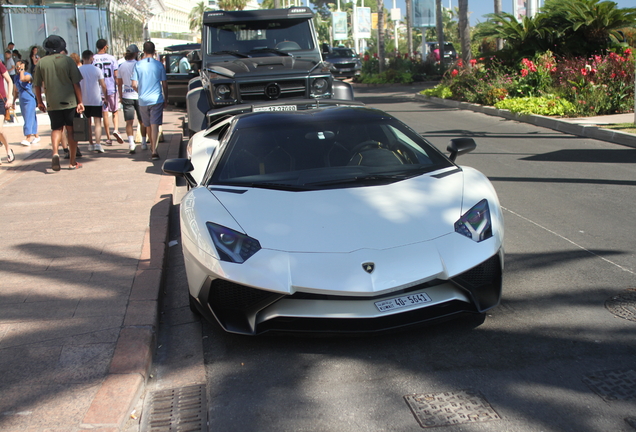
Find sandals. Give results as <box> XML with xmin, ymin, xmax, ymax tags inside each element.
<box><xmin>7</xmin><ymin>148</ymin><xmax>15</xmax><ymax>163</ymax></box>
<box><xmin>104</xmin><ymin>139</ymin><xmax>113</xmax><ymax>146</ymax></box>
<box><xmin>69</xmin><ymin>162</ymin><xmax>83</xmax><ymax>170</ymax></box>
<box><xmin>52</xmin><ymin>154</ymin><xmax>61</xmax><ymax>171</ymax></box>
<box><xmin>151</xmin><ymin>153</ymin><xmax>160</xmax><ymax>161</ymax></box>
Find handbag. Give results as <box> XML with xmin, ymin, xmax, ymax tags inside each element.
<box><xmin>73</xmin><ymin>113</ymin><xmax>91</xmax><ymax>142</ymax></box>
<box><xmin>3</xmin><ymin>97</ymin><xmax>11</xmax><ymax>122</ymax></box>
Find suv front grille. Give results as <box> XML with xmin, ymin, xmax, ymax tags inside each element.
<box><xmin>239</xmin><ymin>79</ymin><xmax>306</xmax><ymax>101</ymax></box>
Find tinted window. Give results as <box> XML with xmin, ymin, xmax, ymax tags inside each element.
<box><xmin>207</xmin><ymin>18</ymin><xmax>314</xmax><ymax>54</ymax></box>
<box><xmin>210</xmin><ymin>108</ymin><xmax>453</xmax><ymax>190</ymax></box>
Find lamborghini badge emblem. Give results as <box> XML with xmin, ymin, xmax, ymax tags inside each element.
<box><xmin>362</xmin><ymin>262</ymin><xmax>375</xmax><ymax>274</ymax></box>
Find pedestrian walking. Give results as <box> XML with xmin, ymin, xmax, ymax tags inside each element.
<box><xmin>79</xmin><ymin>50</ymin><xmax>107</xmax><ymax>153</ymax></box>
<box><xmin>13</xmin><ymin>59</ymin><xmax>40</xmax><ymax>146</ymax></box>
<box><xmin>131</xmin><ymin>41</ymin><xmax>167</xmax><ymax>161</ymax></box>
<box><xmin>117</xmin><ymin>44</ymin><xmax>147</xmax><ymax>154</ymax></box>
<box><xmin>33</xmin><ymin>35</ymin><xmax>85</xmax><ymax>171</ymax></box>
<box><xmin>0</xmin><ymin>59</ymin><xmax>15</xmax><ymax>164</ymax></box>
<box><xmin>93</xmin><ymin>39</ymin><xmax>123</xmax><ymax>145</ymax></box>
<box><xmin>4</xmin><ymin>51</ymin><xmax>15</xmax><ymax>81</ymax></box>
<box><xmin>29</xmin><ymin>46</ymin><xmax>40</xmax><ymax>74</ymax></box>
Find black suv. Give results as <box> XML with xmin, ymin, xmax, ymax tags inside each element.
<box><xmin>185</xmin><ymin>7</ymin><xmax>354</xmax><ymax>135</ymax></box>
<box><xmin>163</xmin><ymin>43</ymin><xmax>201</xmax><ymax>106</ymax></box>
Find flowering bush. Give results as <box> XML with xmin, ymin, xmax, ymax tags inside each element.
<box><xmin>495</xmin><ymin>96</ymin><xmax>577</xmax><ymax>116</ymax></box>
<box><xmin>423</xmin><ymin>48</ymin><xmax>635</xmax><ymax>116</ymax></box>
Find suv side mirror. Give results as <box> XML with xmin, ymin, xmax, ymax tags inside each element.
<box><xmin>447</xmin><ymin>138</ymin><xmax>476</xmax><ymax>162</ymax></box>
<box><xmin>321</xmin><ymin>43</ymin><xmax>332</xmax><ymax>55</ymax></box>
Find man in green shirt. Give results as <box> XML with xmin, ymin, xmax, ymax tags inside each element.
<box><xmin>33</xmin><ymin>35</ymin><xmax>85</xmax><ymax>171</ymax></box>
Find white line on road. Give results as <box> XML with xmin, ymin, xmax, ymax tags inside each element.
<box><xmin>502</xmin><ymin>206</ymin><xmax>635</xmax><ymax>275</ymax></box>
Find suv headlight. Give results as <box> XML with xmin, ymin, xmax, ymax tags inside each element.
<box><xmin>310</xmin><ymin>77</ymin><xmax>331</xmax><ymax>98</ymax></box>
<box><xmin>207</xmin><ymin>222</ymin><xmax>261</xmax><ymax>263</ymax></box>
<box><xmin>455</xmin><ymin>199</ymin><xmax>492</xmax><ymax>242</ymax></box>
<box><xmin>213</xmin><ymin>83</ymin><xmax>235</xmax><ymax>105</ymax></box>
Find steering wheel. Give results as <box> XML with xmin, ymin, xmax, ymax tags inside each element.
<box><xmin>349</xmin><ymin>140</ymin><xmax>388</xmax><ymax>156</ymax></box>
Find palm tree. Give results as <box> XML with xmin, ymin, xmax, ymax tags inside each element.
<box><xmin>458</xmin><ymin>0</ymin><xmax>470</xmax><ymax>65</ymax></box>
<box><xmin>189</xmin><ymin>1</ymin><xmax>211</xmax><ymax>33</ymax></box>
<box><xmin>218</xmin><ymin>0</ymin><xmax>248</xmax><ymax>11</ymax></box>
<box><xmin>541</xmin><ymin>0</ymin><xmax>636</xmax><ymax>54</ymax></box>
<box><xmin>476</xmin><ymin>12</ymin><xmax>551</xmax><ymax>56</ymax></box>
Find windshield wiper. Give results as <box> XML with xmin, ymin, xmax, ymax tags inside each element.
<box><xmin>305</xmin><ymin>174</ymin><xmax>412</xmax><ymax>187</ymax></box>
<box><xmin>246</xmin><ymin>182</ymin><xmax>305</xmax><ymax>191</ymax></box>
<box><xmin>211</xmin><ymin>50</ymin><xmax>250</xmax><ymax>58</ymax></box>
<box><xmin>250</xmin><ymin>48</ymin><xmax>292</xmax><ymax>57</ymax></box>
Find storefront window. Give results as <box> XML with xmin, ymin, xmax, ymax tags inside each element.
<box><xmin>45</xmin><ymin>7</ymin><xmax>78</xmax><ymax>54</ymax></box>
<box><xmin>5</xmin><ymin>7</ymin><xmax>46</xmax><ymax>58</ymax></box>
<box><xmin>77</xmin><ymin>7</ymin><xmax>107</xmax><ymax>53</ymax></box>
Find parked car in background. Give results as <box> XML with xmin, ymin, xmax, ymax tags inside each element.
<box><xmin>162</xmin><ymin>43</ymin><xmax>201</xmax><ymax>106</ymax></box>
<box><xmin>324</xmin><ymin>46</ymin><xmax>362</xmax><ymax>78</ymax></box>
<box><xmin>426</xmin><ymin>42</ymin><xmax>457</xmax><ymax>63</ymax></box>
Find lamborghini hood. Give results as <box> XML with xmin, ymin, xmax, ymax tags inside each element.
<box><xmin>211</xmin><ymin>172</ymin><xmax>464</xmax><ymax>253</ymax></box>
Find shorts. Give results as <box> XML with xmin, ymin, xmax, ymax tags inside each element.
<box><xmin>122</xmin><ymin>98</ymin><xmax>143</xmax><ymax>124</ymax></box>
<box><xmin>48</xmin><ymin>108</ymin><xmax>76</xmax><ymax>131</ymax></box>
<box><xmin>102</xmin><ymin>93</ymin><xmax>119</xmax><ymax>112</ymax></box>
<box><xmin>139</xmin><ymin>103</ymin><xmax>163</xmax><ymax>126</ymax></box>
<box><xmin>84</xmin><ymin>105</ymin><xmax>103</xmax><ymax>118</ymax></box>
<box><xmin>0</xmin><ymin>98</ymin><xmax>5</xmax><ymax>116</ymax></box>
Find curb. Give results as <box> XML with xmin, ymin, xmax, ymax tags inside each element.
<box><xmin>79</xmin><ymin>133</ymin><xmax>181</xmax><ymax>430</ymax></box>
<box><xmin>414</xmin><ymin>94</ymin><xmax>636</xmax><ymax>149</ymax></box>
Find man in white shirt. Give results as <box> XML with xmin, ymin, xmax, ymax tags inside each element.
<box><xmin>78</xmin><ymin>50</ymin><xmax>107</xmax><ymax>153</ymax></box>
<box><xmin>117</xmin><ymin>44</ymin><xmax>147</xmax><ymax>154</ymax></box>
<box><xmin>93</xmin><ymin>39</ymin><xmax>123</xmax><ymax>145</ymax></box>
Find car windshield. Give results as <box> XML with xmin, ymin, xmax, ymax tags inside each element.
<box><xmin>206</xmin><ymin>18</ymin><xmax>314</xmax><ymax>56</ymax></box>
<box><xmin>209</xmin><ymin>108</ymin><xmax>453</xmax><ymax>190</ymax></box>
<box><xmin>325</xmin><ymin>49</ymin><xmax>357</xmax><ymax>59</ymax></box>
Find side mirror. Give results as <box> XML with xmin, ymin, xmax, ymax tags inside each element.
<box><xmin>447</xmin><ymin>138</ymin><xmax>476</xmax><ymax>162</ymax></box>
<box><xmin>162</xmin><ymin>158</ymin><xmax>197</xmax><ymax>188</ymax></box>
<box><xmin>321</xmin><ymin>43</ymin><xmax>332</xmax><ymax>55</ymax></box>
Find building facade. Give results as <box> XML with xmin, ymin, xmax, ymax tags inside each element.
<box><xmin>0</xmin><ymin>0</ymin><xmax>160</xmax><ymax>60</ymax></box>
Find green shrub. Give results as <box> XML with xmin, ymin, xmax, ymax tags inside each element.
<box><xmin>421</xmin><ymin>85</ymin><xmax>453</xmax><ymax>99</ymax></box>
<box><xmin>494</xmin><ymin>96</ymin><xmax>577</xmax><ymax>116</ymax></box>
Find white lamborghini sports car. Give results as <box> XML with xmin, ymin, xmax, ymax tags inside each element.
<box><xmin>164</xmin><ymin>102</ymin><xmax>504</xmax><ymax>335</ymax></box>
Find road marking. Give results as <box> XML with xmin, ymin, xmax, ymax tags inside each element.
<box><xmin>502</xmin><ymin>206</ymin><xmax>635</xmax><ymax>275</ymax></box>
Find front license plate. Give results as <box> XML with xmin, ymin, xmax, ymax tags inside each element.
<box><xmin>253</xmin><ymin>105</ymin><xmax>297</xmax><ymax>112</ymax></box>
<box><xmin>375</xmin><ymin>293</ymin><xmax>433</xmax><ymax>312</ymax></box>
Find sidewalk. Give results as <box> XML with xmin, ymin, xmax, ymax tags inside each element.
<box><xmin>0</xmin><ymin>107</ymin><xmax>182</xmax><ymax>431</ymax></box>
<box><xmin>415</xmin><ymin>94</ymin><xmax>636</xmax><ymax>148</ymax></box>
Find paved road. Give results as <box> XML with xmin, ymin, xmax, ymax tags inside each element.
<box><xmin>151</xmin><ymin>89</ymin><xmax>636</xmax><ymax>432</ymax></box>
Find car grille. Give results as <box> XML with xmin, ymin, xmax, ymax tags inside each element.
<box><xmin>451</xmin><ymin>254</ymin><xmax>502</xmax><ymax>312</ymax></box>
<box><xmin>239</xmin><ymin>79</ymin><xmax>306</xmax><ymax>101</ymax></box>
<box><xmin>334</xmin><ymin>62</ymin><xmax>356</xmax><ymax>69</ymax></box>
<box><xmin>209</xmin><ymin>279</ymin><xmax>279</xmax><ymax>311</ymax></box>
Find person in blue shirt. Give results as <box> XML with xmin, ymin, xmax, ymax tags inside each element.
<box><xmin>131</xmin><ymin>41</ymin><xmax>167</xmax><ymax>161</ymax></box>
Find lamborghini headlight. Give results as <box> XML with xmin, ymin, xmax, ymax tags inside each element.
<box><xmin>455</xmin><ymin>199</ymin><xmax>492</xmax><ymax>242</ymax></box>
<box><xmin>206</xmin><ymin>222</ymin><xmax>261</xmax><ymax>263</ymax></box>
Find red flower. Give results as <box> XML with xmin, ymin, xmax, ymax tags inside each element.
<box><xmin>457</xmin><ymin>59</ymin><xmax>463</xmax><ymax>68</ymax></box>
<box><xmin>470</xmin><ymin>59</ymin><xmax>477</xmax><ymax>66</ymax></box>
<box><xmin>364</xmin><ymin>54</ymin><xmax>369</xmax><ymax>61</ymax></box>
<box><xmin>625</xmin><ymin>48</ymin><xmax>632</xmax><ymax>56</ymax></box>
<box><xmin>451</xmin><ymin>69</ymin><xmax>458</xmax><ymax>77</ymax></box>
<box><xmin>580</xmin><ymin>69</ymin><xmax>587</xmax><ymax>76</ymax></box>
<box><xmin>521</xmin><ymin>69</ymin><xmax>528</xmax><ymax>77</ymax></box>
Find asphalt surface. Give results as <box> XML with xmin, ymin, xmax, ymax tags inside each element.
<box><xmin>149</xmin><ymin>86</ymin><xmax>636</xmax><ymax>432</ymax></box>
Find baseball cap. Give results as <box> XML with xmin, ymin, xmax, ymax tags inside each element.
<box><xmin>126</xmin><ymin>44</ymin><xmax>140</xmax><ymax>54</ymax></box>
<box><xmin>43</xmin><ymin>35</ymin><xmax>66</xmax><ymax>54</ymax></box>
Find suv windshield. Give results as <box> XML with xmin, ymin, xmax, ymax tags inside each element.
<box><xmin>210</xmin><ymin>108</ymin><xmax>453</xmax><ymax>190</ymax></box>
<box><xmin>325</xmin><ymin>48</ymin><xmax>357</xmax><ymax>59</ymax></box>
<box><xmin>207</xmin><ymin>18</ymin><xmax>315</xmax><ymax>56</ymax></box>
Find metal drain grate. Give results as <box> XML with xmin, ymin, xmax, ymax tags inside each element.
<box><xmin>141</xmin><ymin>384</ymin><xmax>207</xmax><ymax>432</ymax></box>
<box><xmin>605</xmin><ymin>289</ymin><xmax>636</xmax><ymax>322</ymax></box>
<box><xmin>583</xmin><ymin>369</ymin><xmax>636</xmax><ymax>401</ymax></box>
<box><xmin>404</xmin><ymin>389</ymin><xmax>500</xmax><ymax>428</ymax></box>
